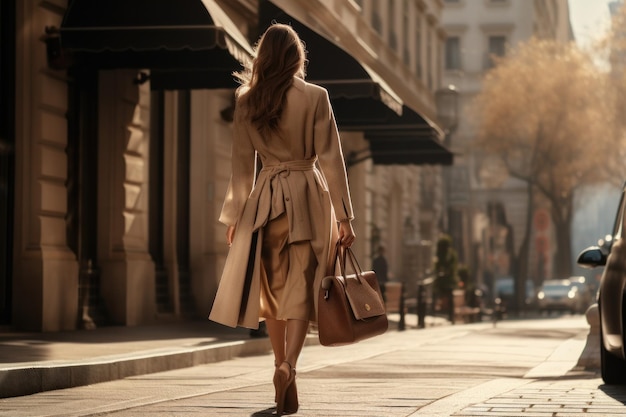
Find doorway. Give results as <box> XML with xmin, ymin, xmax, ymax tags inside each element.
<box><xmin>66</xmin><ymin>68</ymin><xmax>107</xmax><ymax>327</ymax></box>
<box><xmin>0</xmin><ymin>0</ymin><xmax>16</xmax><ymax>325</ymax></box>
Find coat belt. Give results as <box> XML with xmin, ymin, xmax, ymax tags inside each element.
<box><xmin>260</xmin><ymin>158</ymin><xmax>317</xmax><ymax>177</ymax></box>
<box><xmin>253</xmin><ymin>158</ymin><xmax>318</xmax><ymax>241</ymax></box>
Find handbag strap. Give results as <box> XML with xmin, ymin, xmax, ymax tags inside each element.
<box><xmin>339</xmin><ymin>245</ymin><xmax>367</xmax><ymax>287</ymax></box>
<box><xmin>328</xmin><ymin>240</ymin><xmax>366</xmax><ymax>282</ymax></box>
<box><xmin>327</xmin><ymin>240</ymin><xmax>342</xmax><ymax>276</ymax></box>
<box><xmin>344</xmin><ymin>247</ymin><xmax>364</xmax><ymax>276</ymax></box>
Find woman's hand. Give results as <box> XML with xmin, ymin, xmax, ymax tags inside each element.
<box><xmin>338</xmin><ymin>220</ymin><xmax>356</xmax><ymax>248</ymax></box>
<box><xmin>226</xmin><ymin>225</ymin><xmax>236</xmax><ymax>247</ymax></box>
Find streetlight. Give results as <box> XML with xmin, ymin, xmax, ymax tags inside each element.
<box><xmin>435</xmin><ymin>84</ymin><xmax>459</xmax><ymax>139</ymax></box>
<box><xmin>434</xmin><ymin>84</ymin><xmax>459</xmax><ymax>231</ymax></box>
<box><xmin>431</xmin><ymin>85</ymin><xmax>460</xmax><ymax>324</ymax></box>
<box><xmin>435</xmin><ymin>84</ymin><xmax>458</xmax><ymax>304</ymax></box>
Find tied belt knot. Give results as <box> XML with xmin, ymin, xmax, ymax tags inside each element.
<box><xmin>253</xmin><ymin>158</ymin><xmax>318</xmax><ymax>241</ymax></box>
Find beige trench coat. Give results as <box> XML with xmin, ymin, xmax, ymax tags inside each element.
<box><xmin>209</xmin><ymin>77</ymin><xmax>354</xmax><ymax>329</ymax></box>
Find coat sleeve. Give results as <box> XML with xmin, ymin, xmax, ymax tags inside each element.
<box><xmin>313</xmin><ymin>88</ymin><xmax>354</xmax><ymax>222</ymax></box>
<box><xmin>219</xmin><ymin>106</ymin><xmax>257</xmax><ymax>226</ymax></box>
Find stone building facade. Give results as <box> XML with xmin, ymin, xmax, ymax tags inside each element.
<box><xmin>1</xmin><ymin>0</ymin><xmax>452</xmax><ymax>331</ymax></box>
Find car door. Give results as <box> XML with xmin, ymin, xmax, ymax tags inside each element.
<box><xmin>599</xmin><ymin>185</ymin><xmax>626</xmax><ymax>358</ymax></box>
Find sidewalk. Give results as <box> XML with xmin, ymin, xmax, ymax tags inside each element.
<box><xmin>0</xmin><ymin>315</ymin><xmax>601</xmax><ymax>417</ymax></box>
<box><xmin>0</xmin><ymin>313</ymin><xmax>445</xmax><ymax>398</ymax></box>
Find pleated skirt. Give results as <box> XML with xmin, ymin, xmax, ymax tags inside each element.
<box><xmin>259</xmin><ymin>213</ymin><xmax>317</xmax><ymax>322</ymax></box>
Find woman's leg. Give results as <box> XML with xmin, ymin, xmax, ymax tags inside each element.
<box><xmin>284</xmin><ymin>319</ymin><xmax>308</xmax><ymax>368</ymax></box>
<box><xmin>265</xmin><ymin>318</ymin><xmax>287</xmax><ymax>365</ymax></box>
<box><xmin>267</xmin><ymin>318</ymin><xmax>310</xmax><ymax>380</ymax></box>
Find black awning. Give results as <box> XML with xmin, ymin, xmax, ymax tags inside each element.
<box><xmin>55</xmin><ymin>0</ymin><xmax>253</xmax><ymax>88</ymax></box>
<box><xmin>335</xmin><ymin>101</ymin><xmax>453</xmax><ymax>166</ymax></box>
<box><xmin>331</xmin><ymin>100</ymin><xmax>442</xmax><ymax>134</ymax></box>
<box><xmin>259</xmin><ymin>0</ymin><xmax>402</xmax><ymax>116</ymax></box>
<box><xmin>362</xmin><ymin>130</ymin><xmax>453</xmax><ymax>166</ymax></box>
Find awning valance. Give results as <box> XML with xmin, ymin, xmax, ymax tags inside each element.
<box><xmin>53</xmin><ymin>0</ymin><xmax>253</xmax><ymax>89</ymax></box>
<box><xmin>361</xmin><ymin>105</ymin><xmax>453</xmax><ymax>166</ymax></box>
<box><xmin>363</xmin><ymin>130</ymin><xmax>454</xmax><ymax>166</ymax></box>
<box><xmin>342</xmin><ymin>104</ymin><xmax>453</xmax><ymax>166</ymax></box>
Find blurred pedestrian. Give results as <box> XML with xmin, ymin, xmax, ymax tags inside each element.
<box><xmin>372</xmin><ymin>246</ymin><xmax>389</xmax><ymax>301</ymax></box>
<box><xmin>209</xmin><ymin>23</ymin><xmax>356</xmax><ymax>416</ymax></box>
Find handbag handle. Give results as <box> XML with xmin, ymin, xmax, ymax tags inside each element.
<box><xmin>326</xmin><ymin>240</ymin><xmax>365</xmax><ymax>282</ymax></box>
<box><xmin>338</xmin><ymin>244</ymin><xmax>367</xmax><ymax>287</ymax></box>
<box><xmin>343</xmin><ymin>247</ymin><xmax>364</xmax><ymax>277</ymax></box>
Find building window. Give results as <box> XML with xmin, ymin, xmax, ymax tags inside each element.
<box><xmin>436</xmin><ymin>41</ymin><xmax>442</xmax><ymax>89</ymax></box>
<box><xmin>445</xmin><ymin>36</ymin><xmax>461</xmax><ymax>70</ymax></box>
<box><xmin>415</xmin><ymin>17</ymin><xmax>422</xmax><ymax>77</ymax></box>
<box><xmin>388</xmin><ymin>0</ymin><xmax>397</xmax><ymax>51</ymax></box>
<box><xmin>489</xmin><ymin>36</ymin><xmax>506</xmax><ymax>56</ymax></box>
<box><xmin>372</xmin><ymin>7</ymin><xmax>382</xmax><ymax>35</ymax></box>
<box><xmin>402</xmin><ymin>0</ymin><xmax>409</xmax><ymax>64</ymax></box>
<box><xmin>427</xmin><ymin>29</ymin><xmax>432</xmax><ymax>89</ymax></box>
<box><xmin>486</xmin><ymin>35</ymin><xmax>506</xmax><ymax>67</ymax></box>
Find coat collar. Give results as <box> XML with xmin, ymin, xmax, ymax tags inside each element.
<box><xmin>292</xmin><ymin>76</ymin><xmax>306</xmax><ymax>91</ymax></box>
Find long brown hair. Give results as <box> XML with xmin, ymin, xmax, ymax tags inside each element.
<box><xmin>235</xmin><ymin>24</ymin><xmax>306</xmax><ymax>137</ymax></box>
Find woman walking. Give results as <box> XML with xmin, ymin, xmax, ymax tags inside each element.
<box><xmin>209</xmin><ymin>24</ymin><xmax>356</xmax><ymax>415</ymax></box>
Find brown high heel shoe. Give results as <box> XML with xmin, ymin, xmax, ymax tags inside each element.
<box><xmin>274</xmin><ymin>361</ymin><xmax>297</xmax><ymax>416</ymax></box>
<box><xmin>284</xmin><ymin>370</ymin><xmax>298</xmax><ymax>415</ymax></box>
<box><xmin>273</xmin><ymin>361</ymin><xmax>298</xmax><ymax>411</ymax></box>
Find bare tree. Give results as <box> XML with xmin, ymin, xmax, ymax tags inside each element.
<box><xmin>470</xmin><ymin>38</ymin><xmax>613</xmax><ymax>287</ymax></box>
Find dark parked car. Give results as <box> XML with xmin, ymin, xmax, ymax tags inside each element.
<box><xmin>577</xmin><ymin>184</ymin><xmax>626</xmax><ymax>384</ymax></box>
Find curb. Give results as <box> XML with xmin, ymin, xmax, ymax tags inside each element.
<box><xmin>0</xmin><ymin>337</ymin><xmax>277</xmax><ymax>399</ymax></box>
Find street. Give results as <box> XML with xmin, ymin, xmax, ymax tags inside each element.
<box><xmin>1</xmin><ymin>315</ymin><xmax>625</xmax><ymax>416</ymax></box>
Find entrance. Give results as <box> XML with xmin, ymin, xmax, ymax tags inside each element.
<box><xmin>0</xmin><ymin>0</ymin><xmax>16</xmax><ymax>325</ymax></box>
<box><xmin>66</xmin><ymin>68</ymin><xmax>107</xmax><ymax>327</ymax></box>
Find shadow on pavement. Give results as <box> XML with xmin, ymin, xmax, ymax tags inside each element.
<box><xmin>599</xmin><ymin>383</ymin><xmax>626</xmax><ymax>404</ymax></box>
<box><xmin>529</xmin><ymin>369</ymin><xmax>599</xmax><ymax>381</ymax></box>
<box><xmin>250</xmin><ymin>407</ymin><xmax>276</xmax><ymax>416</ymax></box>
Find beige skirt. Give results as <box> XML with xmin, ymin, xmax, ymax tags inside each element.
<box><xmin>259</xmin><ymin>213</ymin><xmax>317</xmax><ymax>321</ymax></box>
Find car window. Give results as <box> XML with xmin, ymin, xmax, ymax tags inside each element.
<box><xmin>543</xmin><ymin>284</ymin><xmax>568</xmax><ymax>291</ymax></box>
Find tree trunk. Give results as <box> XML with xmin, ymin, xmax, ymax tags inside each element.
<box><xmin>551</xmin><ymin>193</ymin><xmax>574</xmax><ymax>278</ymax></box>
<box><xmin>515</xmin><ymin>182</ymin><xmax>534</xmax><ymax>313</ymax></box>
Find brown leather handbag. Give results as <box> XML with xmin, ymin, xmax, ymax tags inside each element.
<box><xmin>317</xmin><ymin>243</ymin><xmax>388</xmax><ymax>346</ymax></box>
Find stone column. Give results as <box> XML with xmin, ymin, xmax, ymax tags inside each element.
<box><xmin>12</xmin><ymin>0</ymin><xmax>79</xmax><ymax>331</ymax></box>
<box><xmin>340</xmin><ymin>132</ymin><xmax>372</xmax><ymax>264</ymax></box>
<box><xmin>97</xmin><ymin>70</ymin><xmax>155</xmax><ymax>325</ymax></box>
